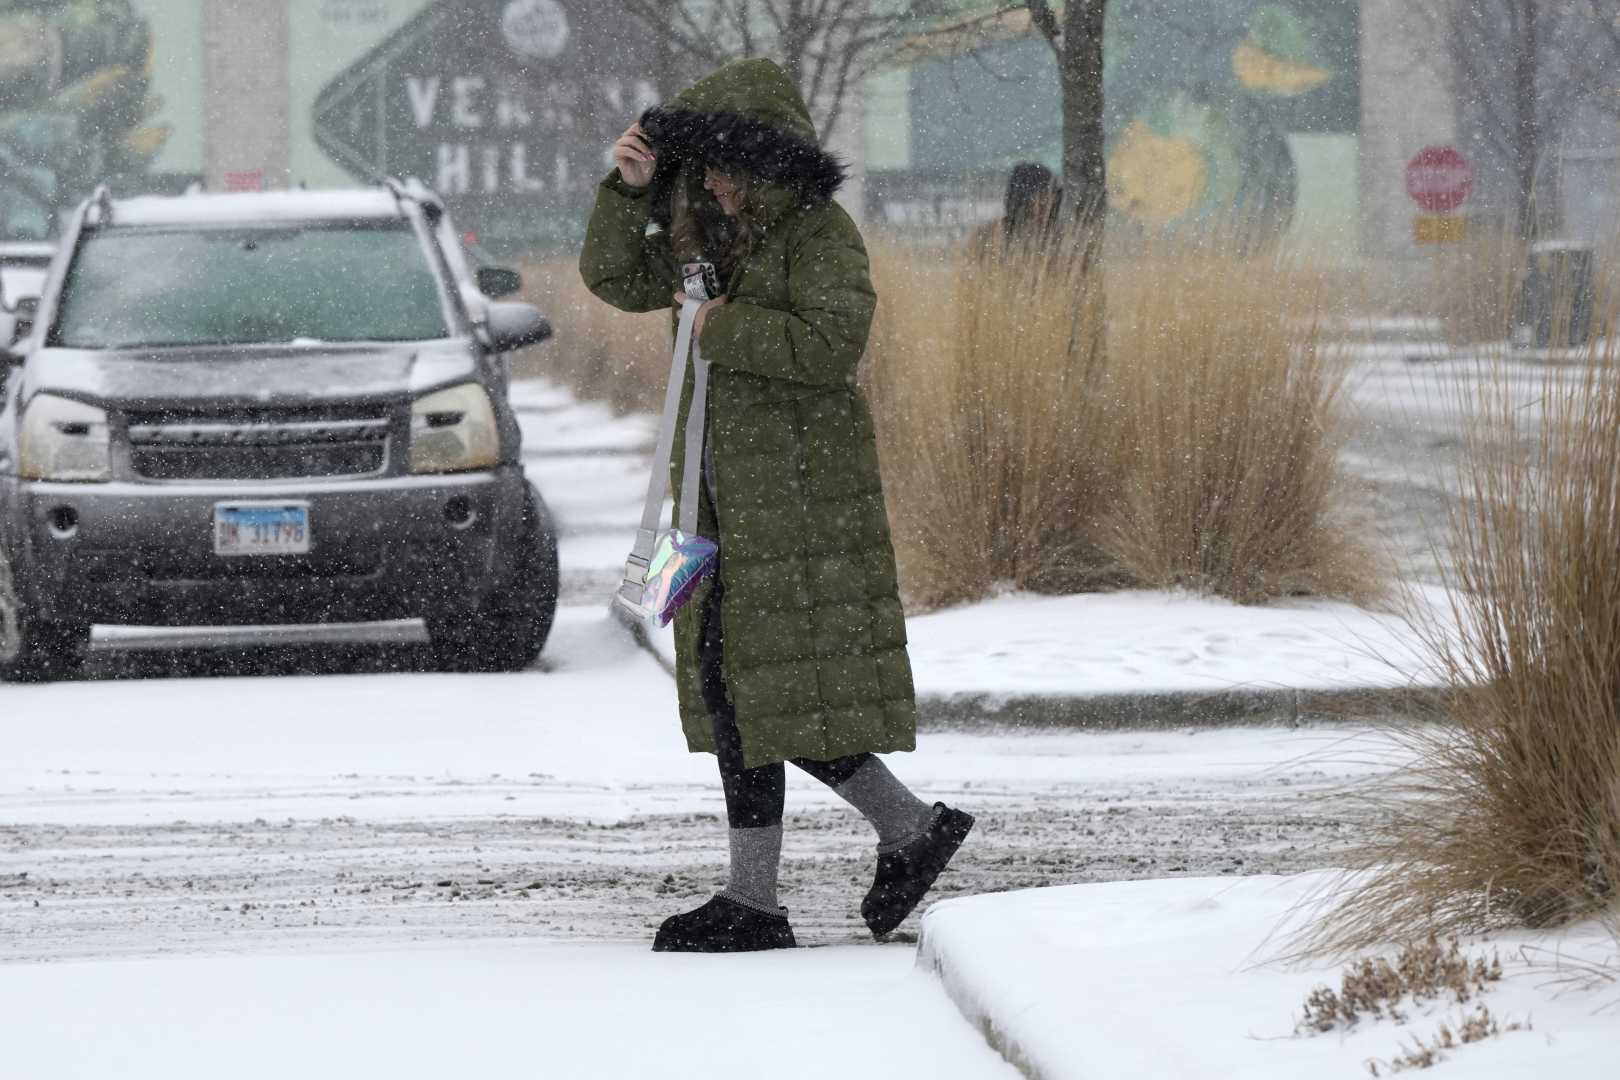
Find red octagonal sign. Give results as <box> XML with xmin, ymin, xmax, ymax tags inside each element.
<box><xmin>1406</xmin><ymin>146</ymin><xmax>1474</xmax><ymax>214</ymax></box>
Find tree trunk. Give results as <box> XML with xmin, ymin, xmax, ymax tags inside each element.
<box><xmin>1059</xmin><ymin>0</ymin><xmax>1108</xmax><ymax>229</ymax></box>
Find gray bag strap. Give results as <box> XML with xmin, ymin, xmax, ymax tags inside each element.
<box><xmin>677</xmin><ymin>331</ymin><xmax>710</xmax><ymax>538</ymax></box>
<box><xmin>620</xmin><ymin>298</ymin><xmax>707</xmax><ymax>599</ymax></box>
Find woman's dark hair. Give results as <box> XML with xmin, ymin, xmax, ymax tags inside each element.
<box><xmin>1004</xmin><ymin>162</ymin><xmax>1062</xmax><ymax>234</ymax></box>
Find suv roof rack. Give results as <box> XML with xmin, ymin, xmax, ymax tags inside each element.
<box><xmin>382</xmin><ymin>177</ymin><xmax>445</xmax><ymax>222</ymax></box>
<box><xmin>87</xmin><ymin>184</ymin><xmax>114</xmax><ymax>227</ymax></box>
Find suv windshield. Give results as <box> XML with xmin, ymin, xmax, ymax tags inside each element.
<box><xmin>51</xmin><ymin>224</ymin><xmax>452</xmax><ymax>349</ymax></box>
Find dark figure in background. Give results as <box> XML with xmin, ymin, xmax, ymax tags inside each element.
<box><xmin>972</xmin><ymin>162</ymin><xmax>1064</xmax><ymax>254</ymax></box>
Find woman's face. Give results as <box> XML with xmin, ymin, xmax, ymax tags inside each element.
<box><xmin>704</xmin><ymin>167</ymin><xmax>742</xmax><ymax>216</ymax></box>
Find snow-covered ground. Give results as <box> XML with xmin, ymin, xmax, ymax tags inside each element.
<box><xmin>3</xmin><ymin>943</ymin><xmax>1019</xmax><ymax>1080</ymax></box>
<box><xmin>0</xmin><ymin>598</ymin><xmax>1402</xmax><ymax>961</ymax></box>
<box><xmin>1339</xmin><ymin>352</ymin><xmax>1582</xmax><ymax>584</ymax></box>
<box><xmin>4</xmin><ymin>369</ymin><xmax>1596</xmax><ymax>1078</ymax></box>
<box><xmin>882</xmin><ymin>589</ymin><xmax>1439</xmax><ymax>697</ymax></box>
<box><xmin>920</xmin><ymin>874</ymin><xmax>1619</xmax><ymax>1080</ymax></box>
<box><xmin>646</xmin><ymin>585</ymin><xmax>1448</xmax><ymax>701</ymax></box>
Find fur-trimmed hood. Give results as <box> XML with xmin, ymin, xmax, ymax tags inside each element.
<box><xmin>638</xmin><ymin>58</ymin><xmax>846</xmax><ymax>227</ymax></box>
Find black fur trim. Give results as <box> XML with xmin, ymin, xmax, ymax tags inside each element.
<box><xmin>639</xmin><ymin>106</ymin><xmax>846</xmax><ymax>212</ymax></box>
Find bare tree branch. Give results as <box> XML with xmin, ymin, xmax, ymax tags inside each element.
<box><xmin>1024</xmin><ymin>0</ymin><xmax>1063</xmax><ymax>55</ymax></box>
<box><xmin>618</xmin><ymin>1</ymin><xmax>963</xmax><ymax>145</ymax></box>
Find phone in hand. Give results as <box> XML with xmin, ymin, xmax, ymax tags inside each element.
<box><xmin>681</xmin><ymin>261</ymin><xmax>722</xmax><ymax>303</ymax></box>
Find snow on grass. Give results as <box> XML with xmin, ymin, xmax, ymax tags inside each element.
<box><xmin>644</xmin><ymin>585</ymin><xmax>1447</xmax><ymax>701</ymax></box>
<box><xmin>907</xmin><ymin>589</ymin><xmax>1443</xmax><ymax>698</ymax></box>
<box><xmin>919</xmin><ymin>873</ymin><xmax>1618</xmax><ymax>1080</ymax></box>
<box><xmin>0</xmin><ymin>941</ymin><xmax>1020</xmax><ymax>1080</ymax></box>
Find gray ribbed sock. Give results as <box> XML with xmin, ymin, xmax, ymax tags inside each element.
<box><xmin>724</xmin><ymin>825</ymin><xmax>783</xmax><ymax>910</ymax></box>
<box><xmin>834</xmin><ymin>759</ymin><xmax>938</xmax><ymax>853</ymax></box>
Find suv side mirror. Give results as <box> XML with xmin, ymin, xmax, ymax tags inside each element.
<box><xmin>486</xmin><ymin>301</ymin><xmax>552</xmax><ymax>353</ymax></box>
<box><xmin>477</xmin><ymin>266</ymin><xmax>523</xmax><ymax>300</ymax></box>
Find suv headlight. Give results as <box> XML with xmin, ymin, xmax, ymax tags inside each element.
<box><xmin>409</xmin><ymin>383</ymin><xmax>499</xmax><ymax>474</ymax></box>
<box><xmin>19</xmin><ymin>394</ymin><xmax>112</xmax><ymax>481</ymax></box>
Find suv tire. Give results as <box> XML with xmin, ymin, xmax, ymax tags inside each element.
<box><xmin>427</xmin><ymin>486</ymin><xmax>559</xmax><ymax>673</ymax></box>
<box><xmin>0</xmin><ymin>552</ymin><xmax>89</xmax><ymax>682</ymax></box>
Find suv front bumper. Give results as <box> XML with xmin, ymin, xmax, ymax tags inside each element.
<box><xmin>3</xmin><ymin>468</ymin><xmax>531</xmax><ymax>627</ymax></box>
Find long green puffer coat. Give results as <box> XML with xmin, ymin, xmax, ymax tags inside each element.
<box><xmin>579</xmin><ymin>58</ymin><xmax>917</xmax><ymax>769</ymax></box>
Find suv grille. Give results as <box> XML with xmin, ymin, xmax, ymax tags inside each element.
<box><xmin>125</xmin><ymin>413</ymin><xmax>391</xmax><ymax>481</ymax></box>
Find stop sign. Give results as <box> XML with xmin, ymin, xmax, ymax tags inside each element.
<box><xmin>1406</xmin><ymin>146</ymin><xmax>1474</xmax><ymax>214</ymax></box>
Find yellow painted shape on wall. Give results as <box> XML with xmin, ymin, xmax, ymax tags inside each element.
<box><xmin>1233</xmin><ymin>41</ymin><xmax>1331</xmax><ymax>97</ymax></box>
<box><xmin>1108</xmin><ymin>121</ymin><xmax>1207</xmax><ymax>225</ymax></box>
<box><xmin>60</xmin><ymin>67</ymin><xmax>133</xmax><ymax>111</ymax></box>
<box><xmin>126</xmin><ymin>124</ymin><xmax>172</xmax><ymax>159</ymax></box>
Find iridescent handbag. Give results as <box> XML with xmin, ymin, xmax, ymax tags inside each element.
<box><xmin>615</xmin><ymin>263</ymin><xmax>721</xmax><ymax>627</ymax></box>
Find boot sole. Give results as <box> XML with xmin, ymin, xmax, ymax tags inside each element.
<box><xmin>863</xmin><ymin>810</ymin><xmax>975</xmax><ymax>938</ymax></box>
<box><xmin>652</xmin><ymin>934</ymin><xmax>797</xmax><ymax>953</ymax></box>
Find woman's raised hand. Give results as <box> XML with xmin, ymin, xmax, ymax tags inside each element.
<box><xmin>612</xmin><ymin>123</ymin><xmax>656</xmax><ymax>189</ymax></box>
<box><xmin>675</xmin><ymin>292</ymin><xmax>727</xmax><ymax>338</ymax></box>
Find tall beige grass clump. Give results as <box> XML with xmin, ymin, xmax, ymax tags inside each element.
<box><xmin>517</xmin><ymin>258</ymin><xmax>668</xmax><ymax>413</ymax></box>
<box><xmin>864</xmin><ymin>239</ymin><xmax>1112</xmax><ymax>608</ymax></box>
<box><xmin>1428</xmin><ymin>232</ymin><xmax>1526</xmax><ymax>347</ymax></box>
<box><xmin>1098</xmin><ymin>249</ymin><xmax>1377</xmax><ymax>604</ymax></box>
<box><xmin>541</xmin><ymin>227</ymin><xmax>1375</xmax><ymax>612</ymax></box>
<box><xmin>865</xmin><ymin>233</ymin><xmax>1375</xmax><ymax>609</ymax></box>
<box><xmin>1306</xmin><ymin>343</ymin><xmax>1620</xmax><ymax>950</ymax></box>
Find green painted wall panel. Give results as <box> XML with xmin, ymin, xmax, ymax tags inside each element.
<box><xmin>288</xmin><ymin>0</ymin><xmax>435</xmax><ymax>188</ymax></box>
<box><xmin>131</xmin><ymin>0</ymin><xmax>203</xmax><ymax>175</ymax></box>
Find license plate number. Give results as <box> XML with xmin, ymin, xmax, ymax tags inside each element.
<box><xmin>213</xmin><ymin>503</ymin><xmax>311</xmax><ymax>556</ymax></box>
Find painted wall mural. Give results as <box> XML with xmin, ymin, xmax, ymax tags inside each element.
<box><xmin>1105</xmin><ymin>0</ymin><xmax>1358</xmax><ymax>237</ymax></box>
<box><xmin>904</xmin><ymin>0</ymin><xmax>1360</xmax><ymax>241</ymax></box>
<box><xmin>0</xmin><ymin>0</ymin><xmax>171</xmax><ymax>239</ymax></box>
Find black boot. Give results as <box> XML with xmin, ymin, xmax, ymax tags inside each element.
<box><xmin>652</xmin><ymin>894</ymin><xmax>797</xmax><ymax>953</ymax></box>
<box><xmin>861</xmin><ymin>804</ymin><xmax>975</xmax><ymax>938</ymax></box>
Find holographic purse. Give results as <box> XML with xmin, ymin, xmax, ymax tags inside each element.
<box><xmin>615</xmin><ymin>263</ymin><xmax>721</xmax><ymax>627</ymax></box>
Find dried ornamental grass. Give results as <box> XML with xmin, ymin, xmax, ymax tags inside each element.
<box><xmin>1098</xmin><ymin>249</ymin><xmax>1379</xmax><ymax>605</ymax></box>
<box><xmin>866</xmin><ymin>233</ymin><xmax>1375</xmax><ymax>609</ymax></box>
<box><xmin>863</xmin><ymin>237</ymin><xmax>1113</xmax><ymax>608</ymax></box>
<box><xmin>1295</xmin><ymin>934</ymin><xmax>1502</xmax><ymax>1034</ymax></box>
<box><xmin>1427</xmin><ymin>232</ymin><xmax>1525</xmax><ymax>348</ymax></box>
<box><xmin>517</xmin><ymin>258</ymin><xmax>668</xmax><ymax>413</ymax></box>
<box><xmin>552</xmin><ymin>226</ymin><xmax>1376</xmax><ymax>611</ymax></box>
<box><xmin>1302</xmin><ymin>335</ymin><xmax>1620</xmax><ymax>953</ymax></box>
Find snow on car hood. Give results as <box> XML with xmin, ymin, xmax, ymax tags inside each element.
<box><xmin>23</xmin><ymin>342</ymin><xmax>479</xmax><ymax>406</ymax></box>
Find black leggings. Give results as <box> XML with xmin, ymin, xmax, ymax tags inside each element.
<box><xmin>700</xmin><ymin>574</ymin><xmax>872</xmax><ymax>828</ymax></box>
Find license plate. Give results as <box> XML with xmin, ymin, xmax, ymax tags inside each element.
<box><xmin>213</xmin><ymin>503</ymin><xmax>311</xmax><ymax>556</ymax></box>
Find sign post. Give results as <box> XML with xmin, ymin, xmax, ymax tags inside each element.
<box><xmin>1406</xmin><ymin>145</ymin><xmax>1473</xmax><ymax>244</ymax></box>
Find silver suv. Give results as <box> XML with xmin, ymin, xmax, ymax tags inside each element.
<box><xmin>0</xmin><ymin>181</ymin><xmax>558</xmax><ymax>680</ymax></box>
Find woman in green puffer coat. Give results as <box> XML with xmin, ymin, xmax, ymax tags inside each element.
<box><xmin>579</xmin><ymin>58</ymin><xmax>973</xmax><ymax>953</ymax></box>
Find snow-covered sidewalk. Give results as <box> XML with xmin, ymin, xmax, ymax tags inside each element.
<box><xmin>919</xmin><ymin>874</ymin><xmax>1619</xmax><ymax>1079</ymax></box>
<box><xmin>1</xmin><ymin>941</ymin><xmax>1018</xmax><ymax>1080</ymax></box>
